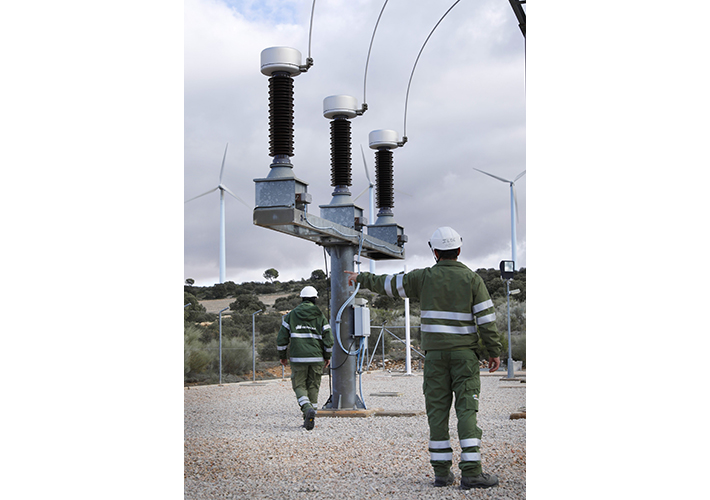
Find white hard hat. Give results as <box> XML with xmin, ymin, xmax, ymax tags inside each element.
<box><xmin>300</xmin><ymin>286</ymin><xmax>318</xmax><ymax>298</ymax></box>
<box><xmin>428</xmin><ymin>226</ymin><xmax>463</xmax><ymax>251</ymax></box>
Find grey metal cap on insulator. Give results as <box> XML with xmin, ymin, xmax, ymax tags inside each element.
<box><xmin>323</xmin><ymin>95</ymin><xmax>359</xmax><ymax>119</ymax></box>
<box><xmin>260</xmin><ymin>47</ymin><xmax>303</xmax><ymax>76</ymax></box>
<box><xmin>368</xmin><ymin>129</ymin><xmax>400</xmax><ymax>150</ymax></box>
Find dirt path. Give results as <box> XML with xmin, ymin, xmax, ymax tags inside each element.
<box><xmin>199</xmin><ymin>293</ymin><xmax>291</xmax><ymax>314</ymax></box>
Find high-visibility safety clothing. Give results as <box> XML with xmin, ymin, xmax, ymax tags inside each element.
<box><xmin>277</xmin><ymin>301</ymin><xmax>334</xmax><ymax>414</ymax></box>
<box><xmin>355</xmin><ymin>260</ymin><xmax>501</xmax><ymax>356</ymax></box>
<box><xmin>356</xmin><ymin>260</ymin><xmax>502</xmax><ymax>477</ymax></box>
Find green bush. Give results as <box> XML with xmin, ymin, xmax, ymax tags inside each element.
<box><xmin>259</xmin><ymin>336</ymin><xmax>279</xmax><ymax>361</ymax></box>
<box><xmin>207</xmin><ymin>337</ymin><xmax>253</xmax><ymax>375</ymax></box>
<box><xmin>511</xmin><ymin>333</ymin><xmax>526</xmax><ymax>367</ymax></box>
<box><xmin>184</xmin><ymin>325</ymin><xmax>211</xmax><ymax>378</ymax></box>
<box><xmin>273</xmin><ymin>294</ymin><xmax>301</xmax><ymax>311</ymax></box>
<box><xmin>495</xmin><ymin>300</ymin><xmax>526</xmax><ymax>334</ymax></box>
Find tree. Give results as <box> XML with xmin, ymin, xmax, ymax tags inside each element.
<box><xmin>310</xmin><ymin>269</ymin><xmax>326</xmax><ymax>281</ymax></box>
<box><xmin>229</xmin><ymin>294</ymin><xmax>266</xmax><ymax>314</ymax></box>
<box><xmin>184</xmin><ymin>292</ymin><xmax>207</xmax><ymax>323</ymax></box>
<box><xmin>263</xmin><ymin>268</ymin><xmax>279</xmax><ymax>283</ymax></box>
<box><xmin>185</xmin><ymin>278</ymin><xmax>195</xmax><ymax>286</ymax></box>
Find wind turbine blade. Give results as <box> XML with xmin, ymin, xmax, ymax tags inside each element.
<box><xmin>218</xmin><ymin>143</ymin><xmax>229</xmax><ymax>184</ymax></box>
<box><xmin>514</xmin><ymin>170</ymin><xmax>526</xmax><ymax>183</ymax></box>
<box><xmin>360</xmin><ymin>144</ymin><xmax>373</xmax><ymax>185</ymax></box>
<box><xmin>222</xmin><ymin>185</ymin><xmax>250</xmax><ymax>208</ymax></box>
<box><xmin>185</xmin><ymin>187</ymin><xmax>218</xmax><ymax>203</ymax></box>
<box><xmin>395</xmin><ymin>188</ymin><xmax>413</xmax><ymax>198</ymax></box>
<box><xmin>472</xmin><ymin>167</ymin><xmax>511</xmax><ymax>184</ymax></box>
<box><xmin>513</xmin><ymin>184</ymin><xmax>520</xmax><ymax>223</ymax></box>
<box><xmin>353</xmin><ymin>186</ymin><xmax>369</xmax><ymax>202</ymax></box>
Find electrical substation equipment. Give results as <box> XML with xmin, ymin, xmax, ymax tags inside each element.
<box><xmin>352</xmin><ymin>298</ymin><xmax>371</xmax><ymax>338</ymax></box>
<box><xmin>253</xmin><ymin>46</ymin><xmax>406</xmax><ymax>411</ymax></box>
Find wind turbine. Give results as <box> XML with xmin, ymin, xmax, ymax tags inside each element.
<box><xmin>472</xmin><ymin>167</ymin><xmax>526</xmax><ymax>269</ymax></box>
<box><xmin>185</xmin><ymin>143</ymin><xmax>249</xmax><ymax>283</ymax></box>
<box><xmin>354</xmin><ymin>144</ymin><xmax>376</xmax><ymax>273</ymax></box>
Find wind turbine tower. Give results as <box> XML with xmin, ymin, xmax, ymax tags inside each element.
<box><xmin>185</xmin><ymin>143</ymin><xmax>249</xmax><ymax>283</ymax></box>
<box><xmin>473</xmin><ymin>168</ymin><xmax>526</xmax><ymax>269</ymax></box>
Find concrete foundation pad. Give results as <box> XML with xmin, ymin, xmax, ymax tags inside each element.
<box><xmin>316</xmin><ymin>408</ymin><xmax>383</xmax><ymax>418</ymax></box>
<box><xmin>373</xmin><ymin>410</ymin><xmax>425</xmax><ymax>417</ymax></box>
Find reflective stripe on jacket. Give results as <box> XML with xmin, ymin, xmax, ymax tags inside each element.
<box><xmin>276</xmin><ymin>301</ymin><xmax>334</xmax><ymax>363</ymax></box>
<box><xmin>356</xmin><ymin>260</ymin><xmax>501</xmax><ymax>356</ymax></box>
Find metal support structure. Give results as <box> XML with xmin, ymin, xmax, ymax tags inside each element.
<box><xmin>327</xmin><ymin>245</ymin><xmax>360</xmax><ymax>409</ymax></box>
<box><xmin>404</xmin><ymin>264</ymin><xmax>411</xmax><ymax>375</ymax></box>
<box><xmin>252</xmin><ymin>309</ymin><xmax>262</xmax><ymax>382</ymax></box>
<box><xmin>256</xmin><ymin>48</ymin><xmax>406</xmax><ymax>412</ymax></box>
<box><xmin>218</xmin><ymin>307</ymin><xmax>229</xmax><ymax>385</ymax></box>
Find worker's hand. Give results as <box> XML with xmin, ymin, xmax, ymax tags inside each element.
<box><xmin>344</xmin><ymin>271</ymin><xmax>359</xmax><ymax>287</ymax></box>
<box><xmin>280</xmin><ymin>359</ymin><xmax>288</xmax><ymax>367</ymax></box>
<box><xmin>488</xmin><ymin>357</ymin><xmax>500</xmax><ymax>373</ymax></box>
<box><xmin>324</xmin><ymin>359</ymin><xmax>330</xmax><ymax>370</ymax></box>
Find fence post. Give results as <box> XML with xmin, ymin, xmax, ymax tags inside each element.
<box><xmin>218</xmin><ymin>307</ymin><xmax>229</xmax><ymax>385</ymax></box>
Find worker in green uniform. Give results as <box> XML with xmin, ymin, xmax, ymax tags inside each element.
<box><xmin>345</xmin><ymin>227</ymin><xmax>502</xmax><ymax>489</ymax></box>
<box><xmin>277</xmin><ymin>286</ymin><xmax>334</xmax><ymax>430</ymax></box>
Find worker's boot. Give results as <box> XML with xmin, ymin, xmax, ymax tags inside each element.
<box><xmin>460</xmin><ymin>473</ymin><xmax>498</xmax><ymax>489</ymax></box>
<box><xmin>433</xmin><ymin>471</ymin><xmax>455</xmax><ymax>487</ymax></box>
<box><xmin>303</xmin><ymin>408</ymin><xmax>316</xmax><ymax>431</ymax></box>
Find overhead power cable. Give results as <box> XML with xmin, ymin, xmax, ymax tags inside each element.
<box><xmin>362</xmin><ymin>0</ymin><xmax>391</xmax><ymax>108</ymax></box>
<box><xmin>403</xmin><ymin>0</ymin><xmax>462</xmax><ymax>141</ymax></box>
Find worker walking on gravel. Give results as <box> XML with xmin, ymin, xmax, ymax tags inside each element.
<box><xmin>345</xmin><ymin>226</ymin><xmax>502</xmax><ymax>489</ymax></box>
<box><xmin>277</xmin><ymin>286</ymin><xmax>334</xmax><ymax>430</ymax></box>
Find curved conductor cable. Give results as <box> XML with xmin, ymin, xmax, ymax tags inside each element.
<box><xmin>307</xmin><ymin>0</ymin><xmax>316</xmax><ymax>62</ymax></box>
<box><xmin>402</xmin><ymin>0</ymin><xmax>462</xmax><ymax>141</ymax></box>
<box><xmin>335</xmin><ymin>233</ymin><xmax>365</xmax><ymax>356</ymax></box>
<box><xmin>298</xmin><ymin>0</ymin><xmax>316</xmax><ymax>71</ymax></box>
<box><xmin>362</xmin><ymin>0</ymin><xmax>391</xmax><ymax>112</ymax></box>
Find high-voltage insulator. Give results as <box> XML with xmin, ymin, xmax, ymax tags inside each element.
<box><xmin>375</xmin><ymin>148</ymin><xmax>393</xmax><ymax>210</ymax></box>
<box><xmin>366</xmin><ymin>129</ymin><xmax>406</xmax><ymax>247</ymax></box>
<box><xmin>255</xmin><ymin>47</ymin><xmax>311</xmax><ymax>212</ymax></box>
<box><xmin>323</xmin><ymin>95</ymin><xmax>359</xmax><ymax>196</ymax></box>
<box><xmin>330</xmin><ymin>118</ymin><xmax>351</xmax><ymax>187</ymax></box>
<box><xmin>368</xmin><ymin>129</ymin><xmax>400</xmax><ymax>217</ymax></box>
<box><xmin>268</xmin><ymin>75</ymin><xmax>294</xmax><ymax>157</ymax></box>
<box><xmin>261</xmin><ymin>47</ymin><xmax>305</xmax><ymax>162</ymax></box>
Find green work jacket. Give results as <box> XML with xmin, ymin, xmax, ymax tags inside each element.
<box><xmin>356</xmin><ymin>260</ymin><xmax>502</xmax><ymax>357</ymax></box>
<box><xmin>277</xmin><ymin>301</ymin><xmax>334</xmax><ymax>363</ymax></box>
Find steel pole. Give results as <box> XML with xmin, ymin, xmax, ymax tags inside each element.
<box><xmin>506</xmin><ymin>280</ymin><xmax>514</xmax><ymax>379</ymax></box>
<box><xmin>404</xmin><ymin>264</ymin><xmax>411</xmax><ymax>375</ymax></box>
<box><xmin>328</xmin><ymin>245</ymin><xmax>357</xmax><ymax>409</ymax></box>
<box><xmin>252</xmin><ymin>309</ymin><xmax>262</xmax><ymax>382</ymax></box>
<box><xmin>219</xmin><ymin>307</ymin><xmax>229</xmax><ymax>384</ymax></box>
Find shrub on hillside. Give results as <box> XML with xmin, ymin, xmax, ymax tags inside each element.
<box><xmin>207</xmin><ymin>337</ymin><xmax>252</xmax><ymax>375</ymax></box>
<box><xmin>185</xmin><ymin>325</ymin><xmax>211</xmax><ymax>378</ymax></box>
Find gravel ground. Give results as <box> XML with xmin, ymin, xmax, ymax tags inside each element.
<box><xmin>185</xmin><ymin>370</ymin><xmax>526</xmax><ymax>499</ymax></box>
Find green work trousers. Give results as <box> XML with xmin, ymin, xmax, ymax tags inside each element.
<box><xmin>423</xmin><ymin>349</ymin><xmax>483</xmax><ymax>477</ymax></box>
<box><xmin>290</xmin><ymin>362</ymin><xmax>324</xmax><ymax>415</ymax></box>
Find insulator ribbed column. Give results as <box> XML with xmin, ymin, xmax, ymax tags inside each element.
<box><xmin>375</xmin><ymin>148</ymin><xmax>393</xmax><ymax>209</ymax></box>
<box><xmin>330</xmin><ymin>117</ymin><xmax>352</xmax><ymax>187</ymax></box>
<box><xmin>268</xmin><ymin>73</ymin><xmax>294</xmax><ymax>157</ymax></box>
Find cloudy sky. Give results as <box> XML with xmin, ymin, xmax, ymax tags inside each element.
<box><xmin>184</xmin><ymin>0</ymin><xmax>526</xmax><ymax>286</ymax></box>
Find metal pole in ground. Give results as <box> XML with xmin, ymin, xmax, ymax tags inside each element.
<box><xmin>252</xmin><ymin>309</ymin><xmax>262</xmax><ymax>382</ymax></box>
<box><xmin>219</xmin><ymin>307</ymin><xmax>229</xmax><ymax>385</ymax></box>
<box><xmin>328</xmin><ymin>244</ymin><xmax>357</xmax><ymax>409</ymax></box>
<box><xmin>506</xmin><ymin>280</ymin><xmax>514</xmax><ymax>379</ymax></box>
<box><xmin>404</xmin><ymin>264</ymin><xmax>411</xmax><ymax>375</ymax></box>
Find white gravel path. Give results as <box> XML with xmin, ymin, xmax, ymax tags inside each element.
<box><xmin>184</xmin><ymin>370</ymin><xmax>526</xmax><ymax>499</ymax></box>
